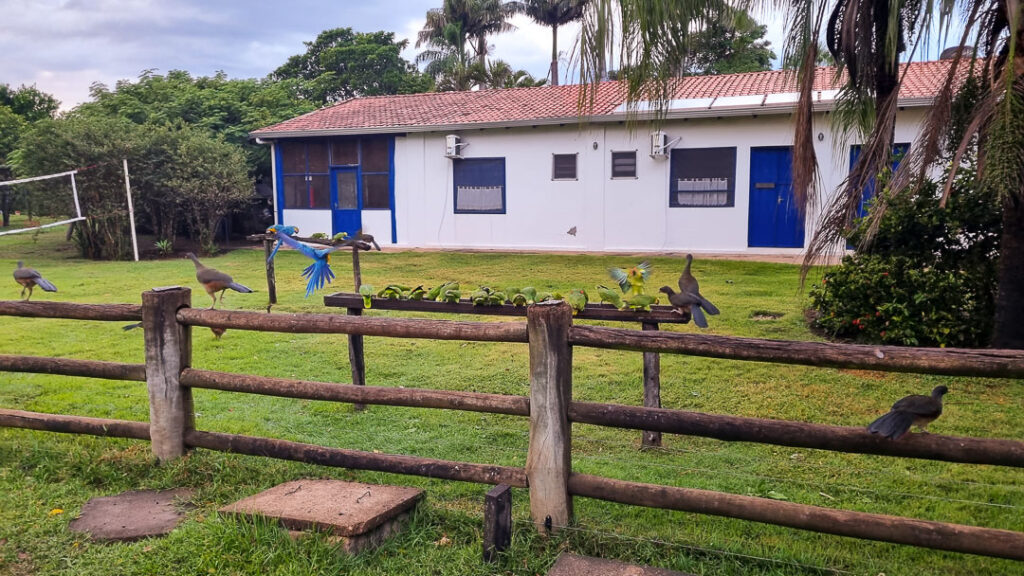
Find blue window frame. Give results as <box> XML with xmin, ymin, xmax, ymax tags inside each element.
<box><xmin>453</xmin><ymin>158</ymin><xmax>506</xmax><ymax>214</ymax></box>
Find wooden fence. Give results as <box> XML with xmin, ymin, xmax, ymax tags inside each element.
<box><xmin>1</xmin><ymin>290</ymin><xmax>1024</xmax><ymax>561</ymax></box>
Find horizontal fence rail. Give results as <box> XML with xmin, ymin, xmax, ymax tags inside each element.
<box><xmin>569</xmin><ymin>325</ymin><xmax>1024</xmax><ymax>378</ymax></box>
<box><xmin>181</xmin><ymin>369</ymin><xmax>530</xmax><ymax>417</ymax></box>
<box><xmin>568</xmin><ymin>473</ymin><xmax>1024</xmax><ymax>561</ymax></box>
<box><xmin>0</xmin><ymin>354</ymin><xmax>147</xmax><ymax>382</ymax></box>
<box><xmin>569</xmin><ymin>401</ymin><xmax>1024</xmax><ymax>467</ymax></box>
<box><xmin>177</xmin><ymin>308</ymin><xmax>528</xmax><ymax>343</ymax></box>
<box><xmin>0</xmin><ymin>408</ymin><xmax>151</xmax><ymax>440</ymax></box>
<box><xmin>184</xmin><ymin>429</ymin><xmax>528</xmax><ymax>487</ymax></box>
<box><xmin>0</xmin><ymin>300</ymin><xmax>143</xmax><ymax>322</ymax></box>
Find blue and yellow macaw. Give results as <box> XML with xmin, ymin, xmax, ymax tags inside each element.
<box><xmin>265</xmin><ymin>225</ymin><xmax>300</xmax><ymax>263</ymax></box>
<box><xmin>272</xmin><ymin>231</ymin><xmax>338</xmax><ymax>297</ymax></box>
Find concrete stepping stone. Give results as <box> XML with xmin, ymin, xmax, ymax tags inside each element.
<box><xmin>547</xmin><ymin>553</ymin><xmax>696</xmax><ymax>576</ymax></box>
<box><xmin>69</xmin><ymin>489</ymin><xmax>194</xmax><ymax>542</ymax></box>
<box><xmin>219</xmin><ymin>479</ymin><xmax>423</xmax><ymax>554</ymax></box>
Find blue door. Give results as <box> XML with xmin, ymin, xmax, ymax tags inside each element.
<box><xmin>850</xmin><ymin>143</ymin><xmax>910</xmax><ymax>218</ymax></box>
<box><xmin>331</xmin><ymin>168</ymin><xmax>361</xmax><ymax>237</ymax></box>
<box><xmin>748</xmin><ymin>147</ymin><xmax>804</xmax><ymax>248</ymax></box>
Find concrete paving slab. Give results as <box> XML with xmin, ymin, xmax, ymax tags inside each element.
<box><xmin>219</xmin><ymin>479</ymin><xmax>423</xmax><ymax>537</ymax></box>
<box><xmin>547</xmin><ymin>553</ymin><xmax>696</xmax><ymax>576</ymax></box>
<box><xmin>68</xmin><ymin>489</ymin><xmax>194</xmax><ymax>542</ymax></box>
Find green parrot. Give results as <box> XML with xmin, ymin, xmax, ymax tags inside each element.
<box><xmin>408</xmin><ymin>285</ymin><xmax>427</xmax><ymax>300</ymax></box>
<box><xmin>441</xmin><ymin>288</ymin><xmax>461</xmax><ymax>303</ymax></box>
<box><xmin>470</xmin><ymin>287</ymin><xmax>491</xmax><ymax>305</ymax></box>
<box><xmin>567</xmin><ymin>288</ymin><xmax>588</xmax><ymax>315</ymax></box>
<box><xmin>520</xmin><ymin>286</ymin><xmax>538</xmax><ymax>304</ymax></box>
<box><xmin>551</xmin><ymin>291</ymin><xmax>564</xmax><ymax>301</ymax></box>
<box><xmin>609</xmin><ymin>261</ymin><xmax>652</xmax><ymax>296</ymax></box>
<box><xmin>378</xmin><ymin>285</ymin><xmax>405</xmax><ymax>299</ymax></box>
<box><xmin>435</xmin><ymin>282</ymin><xmax>460</xmax><ymax>302</ymax></box>
<box><xmin>536</xmin><ymin>292</ymin><xmax>553</xmax><ymax>302</ymax></box>
<box><xmin>426</xmin><ymin>281</ymin><xmax>456</xmax><ymax>301</ymax></box>
<box><xmin>596</xmin><ymin>284</ymin><xmax>624</xmax><ymax>309</ymax></box>
<box><xmin>487</xmin><ymin>291</ymin><xmax>508</xmax><ymax>306</ymax></box>
<box><xmin>622</xmin><ymin>293</ymin><xmax>658</xmax><ymax>311</ymax></box>
<box><xmin>511</xmin><ymin>292</ymin><xmax>528</xmax><ymax>306</ymax></box>
<box><xmin>358</xmin><ymin>284</ymin><xmax>374</xmax><ymax>308</ymax></box>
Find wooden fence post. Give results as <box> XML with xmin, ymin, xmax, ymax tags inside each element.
<box><xmin>263</xmin><ymin>238</ymin><xmax>277</xmax><ymax>305</ymax></box>
<box><xmin>348</xmin><ymin>246</ymin><xmax>366</xmax><ymax>410</ymax></box>
<box><xmin>641</xmin><ymin>322</ymin><xmax>662</xmax><ymax>448</ymax></box>
<box><xmin>142</xmin><ymin>287</ymin><xmax>193</xmax><ymax>461</ymax></box>
<box><xmin>526</xmin><ymin>301</ymin><xmax>573</xmax><ymax>534</ymax></box>
<box><xmin>483</xmin><ymin>484</ymin><xmax>512</xmax><ymax>562</ymax></box>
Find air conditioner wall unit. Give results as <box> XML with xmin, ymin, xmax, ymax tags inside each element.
<box><xmin>650</xmin><ymin>131</ymin><xmax>669</xmax><ymax>158</ymax></box>
<box><xmin>445</xmin><ymin>134</ymin><xmax>464</xmax><ymax>158</ymax></box>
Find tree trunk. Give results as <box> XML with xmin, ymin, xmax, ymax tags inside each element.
<box><xmin>992</xmin><ymin>197</ymin><xmax>1024</xmax><ymax>349</ymax></box>
<box><xmin>550</xmin><ymin>24</ymin><xmax>559</xmax><ymax>86</ymax></box>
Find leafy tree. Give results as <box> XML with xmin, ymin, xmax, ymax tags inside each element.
<box><xmin>272</xmin><ymin>28</ymin><xmax>433</xmax><ymax>104</ymax></box>
<box><xmin>578</xmin><ymin>0</ymin><xmax>1024</xmax><ymax>348</ymax></box>
<box><xmin>168</xmin><ymin>129</ymin><xmax>251</xmax><ymax>255</ymax></box>
<box><xmin>12</xmin><ymin>115</ymin><xmax>140</xmax><ymax>259</ymax></box>
<box><xmin>417</xmin><ymin>0</ymin><xmax>521</xmax><ymax>88</ymax></box>
<box><xmin>0</xmin><ymin>106</ymin><xmax>26</xmax><ymax>165</ymax></box>
<box><xmin>684</xmin><ymin>10</ymin><xmax>776</xmax><ymax>75</ymax></box>
<box><xmin>484</xmin><ymin>60</ymin><xmax>548</xmax><ymax>88</ymax></box>
<box><xmin>521</xmin><ymin>0</ymin><xmax>588</xmax><ymax>85</ymax></box>
<box><xmin>0</xmin><ymin>84</ymin><xmax>60</xmax><ymax>123</ymax></box>
<box><xmin>80</xmin><ymin>70</ymin><xmax>313</xmax><ymax>177</ymax></box>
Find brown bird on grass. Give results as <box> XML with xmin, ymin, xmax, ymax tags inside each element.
<box><xmin>186</xmin><ymin>253</ymin><xmax>253</xmax><ymax>309</ymax></box>
<box><xmin>868</xmin><ymin>386</ymin><xmax>949</xmax><ymax>440</ymax></box>
<box><xmin>210</xmin><ymin>327</ymin><xmax>226</xmax><ymax>339</ymax></box>
<box><xmin>13</xmin><ymin>261</ymin><xmax>57</xmax><ymax>301</ymax></box>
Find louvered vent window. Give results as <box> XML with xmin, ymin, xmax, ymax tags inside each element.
<box><xmin>552</xmin><ymin>154</ymin><xmax>577</xmax><ymax>180</ymax></box>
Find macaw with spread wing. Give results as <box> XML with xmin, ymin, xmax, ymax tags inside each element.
<box><xmin>265</xmin><ymin>225</ymin><xmax>299</xmax><ymax>263</ymax></box>
<box><xmin>272</xmin><ymin>231</ymin><xmax>338</xmax><ymax>297</ymax></box>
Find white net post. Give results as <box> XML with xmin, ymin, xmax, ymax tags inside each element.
<box><xmin>123</xmin><ymin>159</ymin><xmax>139</xmax><ymax>262</ymax></box>
<box><xmin>0</xmin><ymin>170</ymin><xmax>86</xmax><ymax>237</ymax></box>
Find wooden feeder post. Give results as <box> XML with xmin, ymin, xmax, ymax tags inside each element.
<box><xmin>141</xmin><ymin>286</ymin><xmax>194</xmax><ymax>461</ymax></box>
<box><xmin>263</xmin><ymin>237</ymin><xmax>277</xmax><ymax>305</ymax></box>
<box><xmin>525</xmin><ymin>301</ymin><xmax>573</xmax><ymax>534</ymax></box>
<box><xmin>348</xmin><ymin>243</ymin><xmax>366</xmax><ymax>410</ymax></box>
<box><xmin>641</xmin><ymin>321</ymin><xmax>662</xmax><ymax>448</ymax></box>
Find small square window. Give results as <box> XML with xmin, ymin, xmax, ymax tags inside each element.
<box><xmin>453</xmin><ymin>158</ymin><xmax>505</xmax><ymax>214</ymax></box>
<box><xmin>552</xmin><ymin>154</ymin><xmax>577</xmax><ymax>180</ymax></box>
<box><xmin>611</xmin><ymin>151</ymin><xmax>637</xmax><ymax>178</ymax></box>
<box><xmin>362</xmin><ymin>173</ymin><xmax>390</xmax><ymax>210</ymax></box>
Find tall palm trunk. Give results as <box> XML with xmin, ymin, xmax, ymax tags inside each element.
<box><xmin>992</xmin><ymin>196</ymin><xmax>1024</xmax><ymax>348</ymax></box>
<box><xmin>550</xmin><ymin>23</ymin><xmax>560</xmax><ymax>86</ymax></box>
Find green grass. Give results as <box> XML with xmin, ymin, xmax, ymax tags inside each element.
<box><xmin>1</xmin><ymin>224</ymin><xmax>1021</xmax><ymax>576</ymax></box>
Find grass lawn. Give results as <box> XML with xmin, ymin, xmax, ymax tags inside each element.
<box><xmin>1</xmin><ymin>224</ymin><xmax>1021</xmax><ymax>576</ymax></box>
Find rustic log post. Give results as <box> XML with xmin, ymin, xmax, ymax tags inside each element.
<box><xmin>263</xmin><ymin>237</ymin><xmax>277</xmax><ymax>305</ymax></box>
<box><xmin>641</xmin><ymin>322</ymin><xmax>663</xmax><ymax>448</ymax></box>
<box><xmin>483</xmin><ymin>484</ymin><xmax>512</xmax><ymax>562</ymax></box>
<box><xmin>525</xmin><ymin>301</ymin><xmax>573</xmax><ymax>534</ymax></box>
<box><xmin>347</xmin><ymin>308</ymin><xmax>367</xmax><ymax>411</ymax></box>
<box><xmin>142</xmin><ymin>287</ymin><xmax>193</xmax><ymax>461</ymax></box>
<box><xmin>351</xmin><ymin>246</ymin><xmax>362</xmax><ymax>289</ymax></box>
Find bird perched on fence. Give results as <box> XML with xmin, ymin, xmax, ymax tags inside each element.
<box><xmin>567</xmin><ymin>288</ymin><xmax>588</xmax><ymax>315</ymax></box>
<box><xmin>596</xmin><ymin>284</ymin><xmax>624</xmax><ymax>309</ymax></box>
<box><xmin>186</xmin><ymin>253</ymin><xmax>253</xmax><ymax>309</ymax></box>
<box><xmin>868</xmin><ymin>386</ymin><xmax>949</xmax><ymax>440</ymax></box>
<box><xmin>609</xmin><ymin>261</ymin><xmax>651</xmax><ymax>296</ymax></box>
<box><xmin>13</xmin><ymin>261</ymin><xmax>57</xmax><ymax>301</ymax></box>
<box><xmin>265</xmin><ymin>225</ymin><xmax>299</xmax><ymax>262</ymax></box>
<box><xmin>269</xmin><ymin>231</ymin><xmax>339</xmax><ymax>297</ymax></box>
<box><xmin>665</xmin><ymin>254</ymin><xmax>720</xmax><ymax>328</ymax></box>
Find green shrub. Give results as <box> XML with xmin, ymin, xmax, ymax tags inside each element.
<box><xmin>809</xmin><ymin>159</ymin><xmax>1000</xmax><ymax>347</ymax></box>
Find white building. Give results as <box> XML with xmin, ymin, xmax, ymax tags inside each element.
<box><xmin>251</xmin><ymin>61</ymin><xmax>946</xmax><ymax>254</ymax></box>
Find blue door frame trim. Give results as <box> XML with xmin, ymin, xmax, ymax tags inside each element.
<box><xmin>389</xmin><ymin>137</ymin><xmax>397</xmax><ymax>244</ymax></box>
<box><xmin>274</xmin><ymin>144</ymin><xmax>284</xmax><ymax>225</ymax></box>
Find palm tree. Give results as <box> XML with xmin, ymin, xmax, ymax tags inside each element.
<box><xmin>578</xmin><ymin>0</ymin><xmax>1024</xmax><ymax>348</ymax></box>
<box><xmin>417</xmin><ymin>0</ymin><xmax>521</xmax><ymax>87</ymax></box>
<box><xmin>521</xmin><ymin>0</ymin><xmax>589</xmax><ymax>85</ymax></box>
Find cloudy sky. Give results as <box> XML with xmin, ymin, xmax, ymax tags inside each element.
<box><xmin>2</xmin><ymin>1</ymin><xmax>956</xmax><ymax>111</ymax></box>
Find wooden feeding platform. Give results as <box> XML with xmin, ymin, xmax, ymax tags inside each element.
<box><xmin>324</xmin><ymin>292</ymin><xmax>690</xmax><ymax>448</ymax></box>
<box><xmin>323</xmin><ymin>293</ymin><xmax>692</xmax><ymax>324</ymax></box>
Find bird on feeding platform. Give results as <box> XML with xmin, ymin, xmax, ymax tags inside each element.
<box><xmin>609</xmin><ymin>261</ymin><xmax>651</xmax><ymax>296</ymax></box>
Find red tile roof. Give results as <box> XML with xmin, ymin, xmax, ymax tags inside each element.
<box><xmin>252</xmin><ymin>60</ymin><xmax>952</xmax><ymax>137</ymax></box>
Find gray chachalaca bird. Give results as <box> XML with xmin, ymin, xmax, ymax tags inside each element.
<box><xmin>13</xmin><ymin>261</ymin><xmax>57</xmax><ymax>301</ymax></box>
<box><xmin>868</xmin><ymin>385</ymin><xmax>948</xmax><ymax>440</ymax></box>
<box><xmin>186</xmin><ymin>253</ymin><xmax>253</xmax><ymax>309</ymax></box>
<box><xmin>660</xmin><ymin>254</ymin><xmax>719</xmax><ymax>328</ymax></box>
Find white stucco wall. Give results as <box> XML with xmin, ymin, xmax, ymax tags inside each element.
<box><xmin>392</xmin><ymin>108</ymin><xmax>928</xmax><ymax>254</ymax></box>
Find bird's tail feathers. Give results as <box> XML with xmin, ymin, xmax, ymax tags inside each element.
<box><xmin>867</xmin><ymin>411</ymin><xmax>914</xmax><ymax>440</ymax></box>
<box><xmin>228</xmin><ymin>282</ymin><xmax>253</xmax><ymax>293</ymax></box>
<box><xmin>267</xmin><ymin>240</ymin><xmax>283</xmax><ymax>263</ymax></box>
<box><xmin>690</xmin><ymin>305</ymin><xmax>709</xmax><ymax>328</ymax></box>
<box><xmin>303</xmin><ymin>260</ymin><xmax>335</xmax><ymax>298</ymax></box>
<box><xmin>700</xmin><ymin>297</ymin><xmax>720</xmax><ymax>315</ymax></box>
<box><xmin>35</xmin><ymin>278</ymin><xmax>57</xmax><ymax>292</ymax></box>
